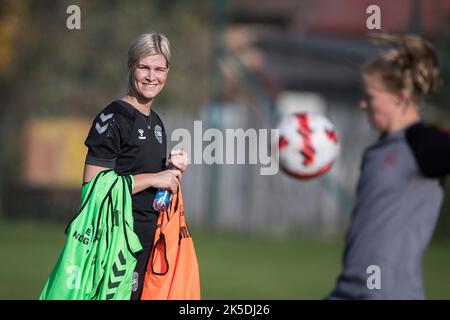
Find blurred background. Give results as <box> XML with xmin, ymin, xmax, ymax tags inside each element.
<box><xmin>1</xmin><ymin>0</ymin><xmax>450</xmax><ymax>299</ymax></box>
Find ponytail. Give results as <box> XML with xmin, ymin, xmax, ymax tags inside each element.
<box><xmin>364</xmin><ymin>33</ymin><xmax>440</xmax><ymax>102</ymax></box>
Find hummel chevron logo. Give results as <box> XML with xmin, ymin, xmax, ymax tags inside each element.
<box><xmin>106</xmin><ymin>251</ymin><xmax>127</xmax><ymax>300</ymax></box>
<box><xmin>108</xmin><ymin>276</ymin><xmax>120</xmax><ymax>289</ymax></box>
<box><xmin>118</xmin><ymin>250</ymin><xmax>126</xmax><ymax>265</ymax></box>
<box><xmin>95</xmin><ymin>112</ymin><xmax>114</xmax><ymax>134</ymax></box>
<box><xmin>100</xmin><ymin>112</ymin><xmax>113</xmax><ymax>122</ymax></box>
<box><xmin>95</xmin><ymin>122</ymin><xmax>108</xmax><ymax>134</ymax></box>
<box><xmin>112</xmin><ymin>262</ymin><xmax>126</xmax><ymax>277</ymax></box>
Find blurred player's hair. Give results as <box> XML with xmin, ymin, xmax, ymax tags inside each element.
<box><xmin>364</xmin><ymin>33</ymin><xmax>440</xmax><ymax>103</ymax></box>
<box><xmin>126</xmin><ymin>31</ymin><xmax>171</xmax><ymax>92</ymax></box>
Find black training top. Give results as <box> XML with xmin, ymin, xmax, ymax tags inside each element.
<box><xmin>84</xmin><ymin>100</ymin><xmax>167</xmax><ymax>245</ymax></box>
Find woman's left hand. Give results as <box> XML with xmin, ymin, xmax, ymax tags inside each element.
<box><xmin>168</xmin><ymin>149</ymin><xmax>189</xmax><ymax>173</ymax></box>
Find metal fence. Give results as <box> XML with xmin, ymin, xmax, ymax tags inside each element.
<box><xmin>159</xmin><ymin>98</ymin><xmax>377</xmax><ymax>237</ymax></box>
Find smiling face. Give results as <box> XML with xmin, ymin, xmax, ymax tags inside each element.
<box><xmin>359</xmin><ymin>73</ymin><xmax>403</xmax><ymax>132</ymax></box>
<box><xmin>130</xmin><ymin>54</ymin><xmax>169</xmax><ymax>101</ymax></box>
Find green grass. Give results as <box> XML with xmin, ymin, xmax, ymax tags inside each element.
<box><xmin>0</xmin><ymin>218</ymin><xmax>449</xmax><ymax>299</ymax></box>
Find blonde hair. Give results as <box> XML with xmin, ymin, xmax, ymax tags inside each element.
<box><xmin>364</xmin><ymin>33</ymin><xmax>440</xmax><ymax>103</ymax></box>
<box><xmin>127</xmin><ymin>31</ymin><xmax>171</xmax><ymax>92</ymax></box>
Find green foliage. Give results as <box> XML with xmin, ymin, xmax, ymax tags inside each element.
<box><xmin>2</xmin><ymin>0</ymin><xmax>213</xmax><ymax>117</ymax></box>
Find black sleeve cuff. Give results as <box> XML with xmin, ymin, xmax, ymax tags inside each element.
<box><xmin>85</xmin><ymin>156</ymin><xmax>116</xmax><ymax>168</ymax></box>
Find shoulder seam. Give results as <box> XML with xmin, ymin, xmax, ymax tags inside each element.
<box><xmin>106</xmin><ymin>100</ymin><xmax>136</xmax><ymax>121</ymax></box>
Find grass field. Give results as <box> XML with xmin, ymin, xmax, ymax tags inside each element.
<box><xmin>1</xmin><ymin>217</ymin><xmax>449</xmax><ymax>300</ymax></box>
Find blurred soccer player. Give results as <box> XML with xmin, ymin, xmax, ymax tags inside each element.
<box><xmin>329</xmin><ymin>34</ymin><xmax>450</xmax><ymax>299</ymax></box>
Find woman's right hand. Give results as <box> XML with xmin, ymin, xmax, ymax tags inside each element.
<box><xmin>150</xmin><ymin>169</ymin><xmax>181</xmax><ymax>193</ymax></box>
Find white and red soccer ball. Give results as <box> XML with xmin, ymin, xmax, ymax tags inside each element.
<box><xmin>275</xmin><ymin>112</ymin><xmax>339</xmax><ymax>179</ymax></box>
